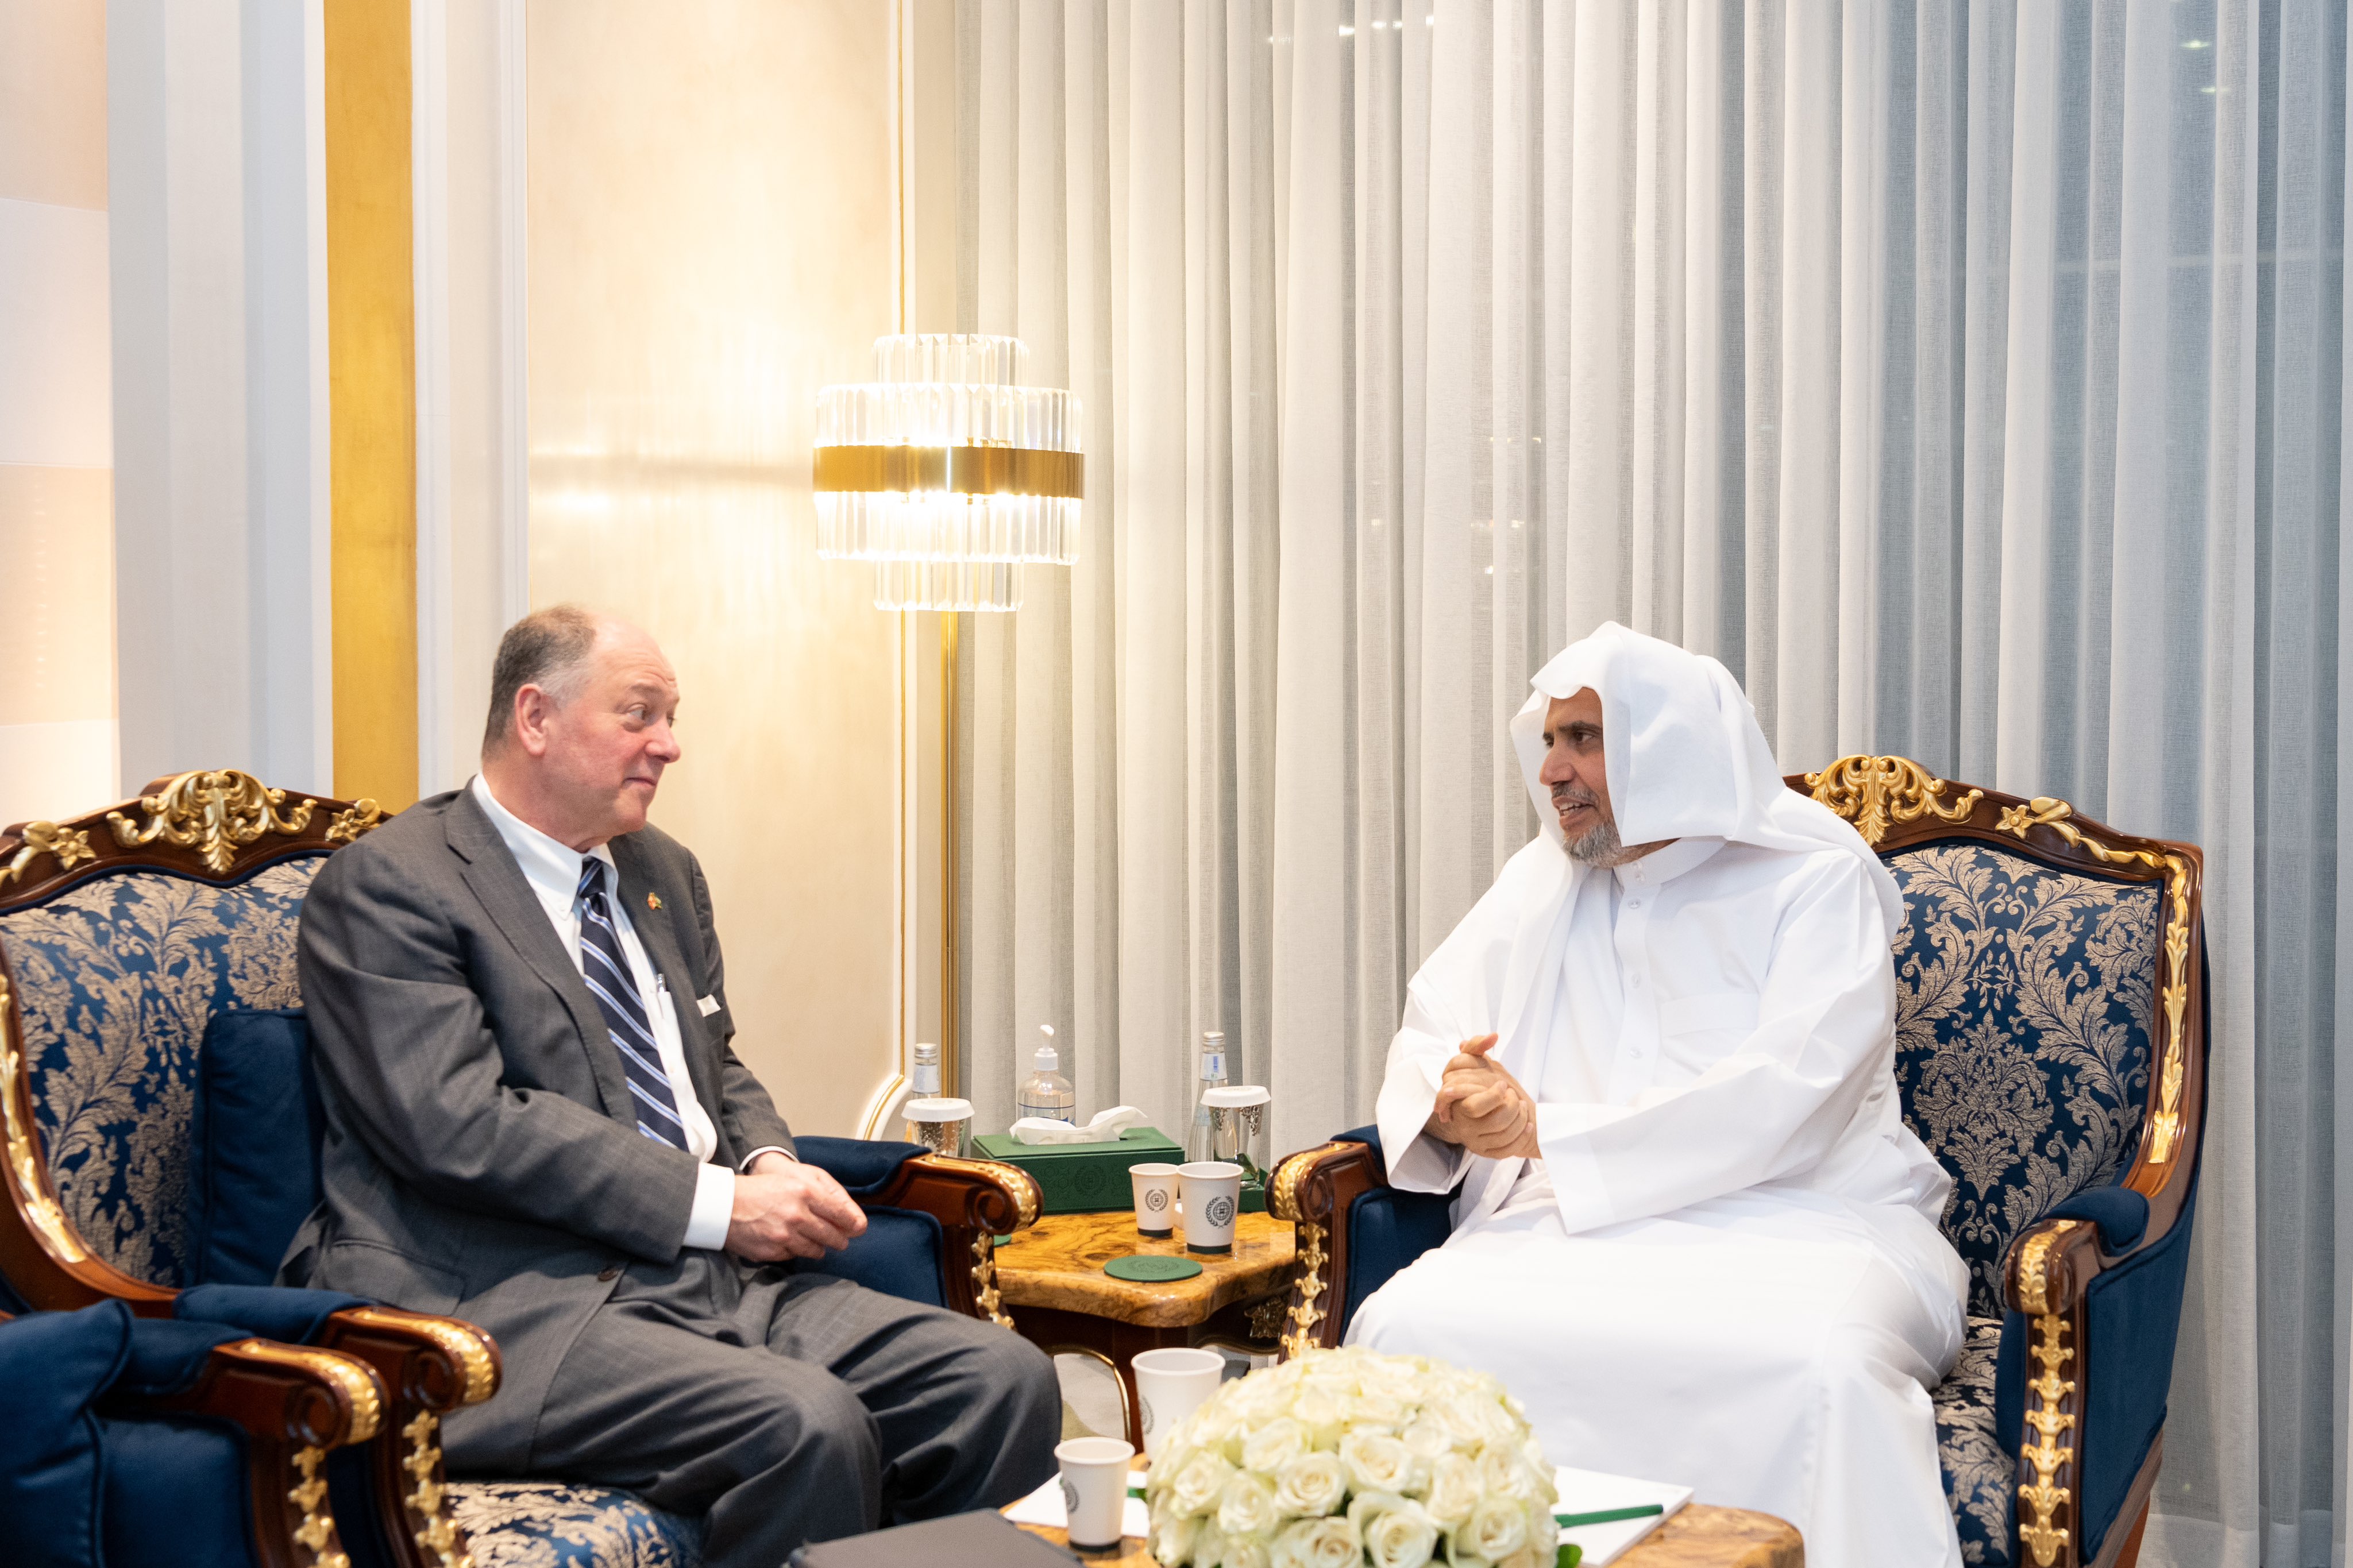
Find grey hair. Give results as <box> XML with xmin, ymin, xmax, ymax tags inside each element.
<box><xmin>482</xmin><ymin>604</ymin><xmax>604</xmax><ymax>754</ymax></box>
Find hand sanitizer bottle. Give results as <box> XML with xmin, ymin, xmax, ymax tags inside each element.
<box><xmin>1187</xmin><ymin>1030</ymin><xmax>1229</xmax><ymax>1163</ymax></box>
<box><xmin>1016</xmin><ymin>1025</ymin><xmax>1075</xmax><ymax>1125</ymax></box>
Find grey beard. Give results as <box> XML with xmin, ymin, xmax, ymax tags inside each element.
<box><xmin>1564</xmin><ymin>814</ymin><xmax>1642</xmax><ymax>867</ymax></box>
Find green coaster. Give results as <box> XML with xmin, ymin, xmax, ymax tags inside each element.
<box><xmin>1105</xmin><ymin>1254</ymin><xmax>1203</xmax><ymax>1283</ymax></box>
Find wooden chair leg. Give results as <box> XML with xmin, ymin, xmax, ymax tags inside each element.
<box><xmin>2107</xmin><ymin>1505</ymin><xmax>2149</xmax><ymax>1568</ymax></box>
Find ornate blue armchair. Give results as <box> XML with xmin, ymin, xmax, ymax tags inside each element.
<box><xmin>1267</xmin><ymin>757</ymin><xmax>2208</xmax><ymax>1568</ymax></box>
<box><xmin>1</xmin><ymin>1299</ymin><xmax>388</xmax><ymax>1568</ymax></box>
<box><xmin>0</xmin><ymin>770</ymin><xmax>1042</xmax><ymax>1568</ymax></box>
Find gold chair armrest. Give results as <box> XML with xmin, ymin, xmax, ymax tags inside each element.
<box><xmin>865</xmin><ymin>1153</ymin><xmax>1042</xmax><ymax>1328</ymax></box>
<box><xmin>134</xmin><ymin>1338</ymin><xmax>386</xmax><ymax>1568</ymax></box>
<box><xmin>1268</xmin><ymin>1141</ymin><xmax>1388</xmax><ymax>1360</ymax></box>
<box><xmin>317</xmin><ymin>1307</ymin><xmax>502</xmax><ymax>1568</ymax></box>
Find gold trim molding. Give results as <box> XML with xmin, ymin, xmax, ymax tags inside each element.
<box><xmin>0</xmin><ymin>822</ymin><xmax>95</xmax><ymax>886</ymax></box>
<box><xmin>0</xmin><ymin>970</ymin><xmax>85</xmax><ymax>1263</ymax></box>
<box><xmin>399</xmin><ymin>1411</ymin><xmax>473</xmax><ymax>1568</ymax></box>
<box><xmin>814</xmin><ymin>444</ymin><xmax>1084</xmax><ymax>499</ymax></box>
<box><xmin>2016</xmin><ymin>1222</ymin><xmax>2081</xmax><ymax>1567</ymax></box>
<box><xmin>1804</xmin><ymin>755</ymin><xmax>1984</xmax><ymax>847</ymax></box>
<box><xmin>106</xmin><ymin>770</ymin><xmax>319</xmax><ymax>874</ymax></box>
<box><xmin>234</xmin><ymin>1339</ymin><xmax>385</xmax><ymax>1444</ymax></box>
<box><xmin>342</xmin><ymin>1306</ymin><xmax>497</xmax><ymax>1407</ymax></box>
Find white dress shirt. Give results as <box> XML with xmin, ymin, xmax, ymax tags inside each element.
<box><xmin>470</xmin><ymin>775</ymin><xmax>781</xmax><ymax>1251</ymax></box>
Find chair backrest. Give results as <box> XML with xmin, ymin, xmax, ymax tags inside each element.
<box><xmin>0</xmin><ymin>772</ymin><xmax>383</xmax><ymax>1303</ymax></box>
<box><xmin>1789</xmin><ymin>758</ymin><xmax>2206</xmax><ymax>1318</ymax></box>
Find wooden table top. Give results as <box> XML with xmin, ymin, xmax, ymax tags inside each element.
<box><xmin>993</xmin><ymin>1210</ymin><xmax>1296</xmax><ymax>1328</ymax></box>
<box><xmin>1011</xmin><ymin>1505</ymin><xmax>1800</xmax><ymax>1567</ymax></box>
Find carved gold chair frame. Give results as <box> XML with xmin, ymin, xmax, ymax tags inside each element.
<box><xmin>1267</xmin><ymin>755</ymin><xmax>2207</xmax><ymax>1568</ymax></box>
<box><xmin>0</xmin><ymin>770</ymin><xmax>496</xmax><ymax>1568</ymax></box>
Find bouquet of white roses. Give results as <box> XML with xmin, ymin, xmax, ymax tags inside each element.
<box><xmin>1143</xmin><ymin>1347</ymin><xmax>1565</xmax><ymax>1568</ymax></box>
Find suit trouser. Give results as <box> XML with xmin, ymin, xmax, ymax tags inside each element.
<box><xmin>518</xmin><ymin>1257</ymin><xmax>1062</xmax><ymax>1567</ymax></box>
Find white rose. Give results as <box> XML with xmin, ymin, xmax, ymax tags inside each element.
<box><xmin>1220</xmin><ymin>1472</ymin><xmax>1282</xmax><ymax>1538</ymax></box>
<box><xmin>1362</xmin><ymin>1502</ymin><xmax>1440</xmax><ymax>1568</ymax></box>
<box><xmin>1475</xmin><ymin>1446</ymin><xmax>1536</xmax><ymax>1503</ymax></box>
<box><xmin>1340</xmin><ymin>1430</ymin><xmax>1418</xmax><ymax>1496</ymax></box>
<box><xmin>1272</xmin><ymin>1453</ymin><xmax>1348</xmax><ymax>1518</ymax></box>
<box><xmin>1420</xmin><ymin>1453</ymin><xmax>1481</xmax><ymax>1530</ymax></box>
<box><xmin>1465</xmin><ymin>1499</ymin><xmax>1528</xmax><ymax>1562</ymax></box>
<box><xmin>1401</xmin><ymin>1419</ymin><xmax>1461</xmax><ymax>1462</ymax></box>
<box><xmin>1291</xmin><ymin>1388</ymin><xmax>1347</xmax><ymax>1446</ymax></box>
<box><xmin>1345</xmin><ymin>1391</ymin><xmax>1412</xmax><ymax>1429</ymax></box>
<box><xmin>1171</xmin><ymin>1452</ymin><xmax>1239</xmax><ymax>1518</ymax></box>
<box><xmin>1224</xmin><ymin>1534</ymin><xmax>1273</xmax><ymax>1568</ymax></box>
<box><xmin>1425</xmin><ymin>1398</ymin><xmax>1488</xmax><ymax>1447</ymax></box>
<box><xmin>1242</xmin><ymin>1417</ymin><xmax>1312</xmax><ymax>1474</ymax></box>
<box><xmin>1273</xmin><ymin>1516</ymin><xmax>1361</xmax><ymax>1568</ymax></box>
<box><xmin>1152</xmin><ymin>1512</ymin><xmax>1201</xmax><ymax>1567</ymax></box>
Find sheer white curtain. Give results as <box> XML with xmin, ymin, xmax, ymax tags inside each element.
<box><xmin>956</xmin><ymin>2</ymin><xmax>2347</xmax><ymax>1558</ymax></box>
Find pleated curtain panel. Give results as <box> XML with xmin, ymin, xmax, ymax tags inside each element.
<box><xmin>953</xmin><ymin>2</ymin><xmax>2347</xmax><ymax>1559</ymax></box>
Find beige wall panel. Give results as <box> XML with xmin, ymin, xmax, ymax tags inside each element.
<box><xmin>0</xmin><ymin>0</ymin><xmax>107</xmax><ymax>209</ymax></box>
<box><xmin>0</xmin><ymin>464</ymin><xmax>115</xmax><ymax>727</ymax></box>
<box><xmin>527</xmin><ymin>0</ymin><xmax>900</xmax><ymax>1137</ymax></box>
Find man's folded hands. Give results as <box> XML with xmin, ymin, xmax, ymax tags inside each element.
<box><xmin>726</xmin><ymin>1151</ymin><xmax>869</xmax><ymax>1262</ymax></box>
<box><xmin>1430</xmin><ymin>1034</ymin><xmax>1542</xmax><ymax>1161</ymax></box>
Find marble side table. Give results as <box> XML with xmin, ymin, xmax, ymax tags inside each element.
<box><xmin>992</xmin><ymin>1208</ymin><xmax>1296</xmax><ymax>1450</ymax></box>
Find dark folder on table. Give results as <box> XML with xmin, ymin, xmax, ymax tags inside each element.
<box><xmin>788</xmin><ymin>1510</ymin><xmax>1082</xmax><ymax>1568</ymax></box>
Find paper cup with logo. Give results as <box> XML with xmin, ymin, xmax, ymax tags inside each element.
<box><xmin>1178</xmin><ymin>1160</ymin><xmax>1243</xmax><ymax>1254</ymax></box>
<box><xmin>1054</xmin><ymin>1435</ymin><xmax>1135</xmax><ymax>1550</ymax></box>
<box><xmin>1131</xmin><ymin>1346</ymin><xmax>1224</xmax><ymax>1462</ymax></box>
<box><xmin>901</xmin><ymin>1096</ymin><xmax>974</xmax><ymax>1157</ymax></box>
<box><xmin>1128</xmin><ymin>1162</ymin><xmax>1180</xmax><ymax>1238</ymax></box>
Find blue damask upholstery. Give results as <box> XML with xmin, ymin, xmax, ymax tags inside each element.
<box><xmin>1885</xmin><ymin>841</ymin><xmax>2161</xmax><ymax>1318</ymax></box>
<box><xmin>2</xmin><ymin>859</ymin><xmax>324</xmax><ymax>1289</ymax></box>
<box><xmin>1932</xmin><ymin>1317</ymin><xmax>2010</xmax><ymax>1566</ymax></box>
<box><xmin>447</xmin><ymin>1481</ymin><xmax>705</xmax><ymax>1568</ymax></box>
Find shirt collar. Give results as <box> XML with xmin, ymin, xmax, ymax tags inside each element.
<box><xmin>1613</xmin><ymin>835</ymin><xmax>1722</xmax><ymax>889</ymax></box>
<box><xmin>469</xmin><ymin>774</ymin><xmax>615</xmax><ymax>905</ymax></box>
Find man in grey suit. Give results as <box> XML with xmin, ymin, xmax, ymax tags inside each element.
<box><xmin>282</xmin><ymin>604</ymin><xmax>1060</xmax><ymax>1565</ymax></box>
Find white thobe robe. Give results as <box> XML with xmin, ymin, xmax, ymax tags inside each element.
<box><xmin>1347</xmin><ymin>831</ymin><xmax>1969</xmax><ymax>1568</ymax></box>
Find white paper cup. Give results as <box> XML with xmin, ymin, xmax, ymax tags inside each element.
<box><xmin>1054</xmin><ymin>1435</ymin><xmax>1135</xmax><ymax>1550</ymax></box>
<box><xmin>1131</xmin><ymin>1347</ymin><xmax>1225</xmax><ymax>1462</ymax></box>
<box><xmin>1129</xmin><ymin>1163</ymin><xmax>1181</xmax><ymax>1238</ymax></box>
<box><xmin>1178</xmin><ymin>1160</ymin><xmax>1244</xmax><ymax>1254</ymax></box>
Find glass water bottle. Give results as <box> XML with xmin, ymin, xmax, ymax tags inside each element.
<box><xmin>1186</xmin><ymin>1030</ymin><xmax>1230</xmax><ymax>1163</ymax></box>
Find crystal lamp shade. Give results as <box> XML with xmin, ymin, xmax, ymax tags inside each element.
<box><xmin>813</xmin><ymin>334</ymin><xmax>1084</xmax><ymax>612</ymax></box>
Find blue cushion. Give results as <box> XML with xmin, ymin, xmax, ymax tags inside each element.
<box><xmin>1884</xmin><ymin>843</ymin><xmax>2163</xmax><ymax>1316</ymax></box>
<box><xmin>796</xmin><ymin>1136</ymin><xmax>927</xmax><ymax>1197</ymax></box>
<box><xmin>188</xmin><ymin>1007</ymin><xmax>326</xmax><ymax>1287</ymax></box>
<box><xmin>2045</xmin><ymin>1184</ymin><xmax>2150</xmax><ymax>1253</ymax></box>
<box><xmin>2</xmin><ymin>857</ymin><xmax>326</xmax><ymax>1288</ymax></box>
<box><xmin>176</xmin><ymin>1283</ymin><xmax>370</xmax><ymax>1345</ymax></box>
<box><xmin>0</xmin><ymin>1303</ymin><xmax>250</xmax><ymax>1568</ymax></box>
<box><xmin>1330</xmin><ymin>1126</ymin><xmax>1455</xmax><ymax>1341</ymax></box>
<box><xmin>2076</xmin><ymin>1185</ymin><xmax>2198</xmax><ymax>1561</ymax></box>
<box><xmin>99</xmin><ymin>1414</ymin><xmax>255</xmax><ymax>1568</ymax></box>
<box><xmin>448</xmin><ymin>1478</ymin><xmax>704</xmax><ymax>1568</ymax></box>
<box><xmin>0</xmin><ymin>1302</ymin><xmax>134</xmax><ymax>1568</ymax></box>
<box><xmin>799</xmin><ymin>1210</ymin><xmax>946</xmax><ymax>1308</ymax></box>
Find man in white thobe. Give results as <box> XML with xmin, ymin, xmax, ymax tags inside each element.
<box><xmin>1347</xmin><ymin>623</ymin><xmax>1968</xmax><ymax>1568</ymax></box>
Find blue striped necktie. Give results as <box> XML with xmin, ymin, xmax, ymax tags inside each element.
<box><xmin>574</xmin><ymin>856</ymin><xmax>687</xmax><ymax>1148</ymax></box>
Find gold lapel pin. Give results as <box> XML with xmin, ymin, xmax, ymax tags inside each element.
<box><xmin>646</xmin><ymin>892</ymin><xmax>662</xmax><ymax>911</ymax></box>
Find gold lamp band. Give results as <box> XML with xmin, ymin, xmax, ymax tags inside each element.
<box><xmin>814</xmin><ymin>445</ymin><xmax>1084</xmax><ymax>499</ymax></box>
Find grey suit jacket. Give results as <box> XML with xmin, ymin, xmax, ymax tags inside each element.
<box><xmin>281</xmin><ymin>786</ymin><xmax>795</xmax><ymax>1466</ymax></box>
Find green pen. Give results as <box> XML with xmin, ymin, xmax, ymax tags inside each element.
<box><xmin>1554</xmin><ymin>1503</ymin><xmax>1666</xmax><ymax>1528</ymax></box>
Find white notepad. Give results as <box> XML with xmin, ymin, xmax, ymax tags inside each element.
<box><xmin>1550</xmin><ymin>1465</ymin><xmax>1694</xmax><ymax>1565</ymax></box>
<box><xmin>1003</xmin><ymin>1470</ymin><xmax>1152</xmax><ymax>1539</ymax></box>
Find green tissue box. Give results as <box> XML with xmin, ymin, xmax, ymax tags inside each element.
<box><xmin>972</xmin><ymin>1126</ymin><xmax>1185</xmax><ymax>1215</ymax></box>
